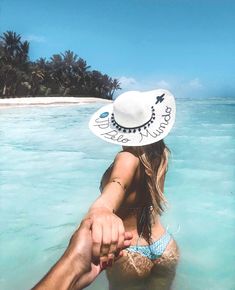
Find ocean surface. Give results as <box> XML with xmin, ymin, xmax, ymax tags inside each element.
<box><xmin>0</xmin><ymin>97</ymin><xmax>235</xmax><ymax>290</ymax></box>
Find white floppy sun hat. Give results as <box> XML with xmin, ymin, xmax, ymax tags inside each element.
<box><xmin>89</xmin><ymin>89</ymin><xmax>176</xmax><ymax>146</ymax></box>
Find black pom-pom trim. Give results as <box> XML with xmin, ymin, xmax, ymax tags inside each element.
<box><xmin>110</xmin><ymin>104</ymin><xmax>157</xmax><ymax>133</ymax></box>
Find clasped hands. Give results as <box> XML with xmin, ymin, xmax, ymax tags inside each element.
<box><xmin>32</xmin><ymin>207</ymin><xmax>132</xmax><ymax>290</ymax></box>
<box><xmin>88</xmin><ymin>207</ymin><xmax>132</xmax><ymax>269</ymax></box>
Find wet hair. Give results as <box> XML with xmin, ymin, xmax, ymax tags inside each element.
<box><xmin>131</xmin><ymin>139</ymin><xmax>170</xmax><ymax>243</ymax></box>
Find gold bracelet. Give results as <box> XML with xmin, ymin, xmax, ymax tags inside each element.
<box><xmin>111</xmin><ymin>179</ymin><xmax>126</xmax><ymax>192</ymax></box>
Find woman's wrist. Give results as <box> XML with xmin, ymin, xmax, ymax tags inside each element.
<box><xmin>88</xmin><ymin>205</ymin><xmax>114</xmax><ymax>215</ymax></box>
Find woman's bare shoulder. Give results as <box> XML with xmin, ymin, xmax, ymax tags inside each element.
<box><xmin>115</xmin><ymin>149</ymin><xmax>139</xmax><ymax>165</ymax></box>
<box><xmin>106</xmin><ymin>150</ymin><xmax>140</xmax><ymax>189</ymax></box>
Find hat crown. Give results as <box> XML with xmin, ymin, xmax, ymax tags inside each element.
<box><xmin>89</xmin><ymin>88</ymin><xmax>176</xmax><ymax>147</ymax></box>
<box><xmin>113</xmin><ymin>91</ymin><xmax>152</xmax><ymax>128</ymax></box>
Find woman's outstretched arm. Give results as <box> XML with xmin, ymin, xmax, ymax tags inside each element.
<box><xmin>86</xmin><ymin>151</ymin><xmax>139</xmax><ymax>267</ymax></box>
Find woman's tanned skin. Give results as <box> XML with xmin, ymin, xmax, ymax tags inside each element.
<box><xmin>86</xmin><ymin>148</ymin><xmax>179</xmax><ymax>290</ymax></box>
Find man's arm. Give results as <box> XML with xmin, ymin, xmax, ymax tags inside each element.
<box><xmin>31</xmin><ymin>219</ymin><xmax>132</xmax><ymax>290</ymax></box>
<box><xmin>32</xmin><ymin>250</ymin><xmax>85</xmax><ymax>290</ymax></box>
<box><xmin>31</xmin><ymin>219</ymin><xmax>96</xmax><ymax>290</ymax></box>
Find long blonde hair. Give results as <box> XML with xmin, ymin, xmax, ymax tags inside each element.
<box><xmin>132</xmin><ymin>139</ymin><xmax>170</xmax><ymax>242</ymax></box>
<box><xmin>134</xmin><ymin>139</ymin><xmax>170</xmax><ymax>214</ymax></box>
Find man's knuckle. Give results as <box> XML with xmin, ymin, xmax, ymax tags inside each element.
<box><xmin>111</xmin><ymin>240</ymin><xmax>118</xmax><ymax>246</ymax></box>
<box><xmin>103</xmin><ymin>241</ymin><xmax>110</xmax><ymax>247</ymax></box>
<box><xmin>93</xmin><ymin>239</ymin><xmax>101</xmax><ymax>245</ymax></box>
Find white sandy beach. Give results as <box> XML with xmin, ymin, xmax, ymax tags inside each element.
<box><xmin>0</xmin><ymin>96</ymin><xmax>111</xmax><ymax>109</ymax></box>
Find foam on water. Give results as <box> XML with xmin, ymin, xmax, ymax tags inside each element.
<box><xmin>0</xmin><ymin>98</ymin><xmax>235</xmax><ymax>290</ymax></box>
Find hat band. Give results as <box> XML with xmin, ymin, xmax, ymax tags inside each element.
<box><xmin>111</xmin><ymin>106</ymin><xmax>155</xmax><ymax>133</ymax></box>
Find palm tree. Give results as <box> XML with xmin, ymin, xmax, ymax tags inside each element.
<box><xmin>80</xmin><ymin>70</ymin><xmax>120</xmax><ymax>99</ymax></box>
<box><xmin>49</xmin><ymin>54</ymin><xmax>64</xmax><ymax>93</ymax></box>
<box><xmin>1</xmin><ymin>31</ymin><xmax>21</xmax><ymax>61</ymax></box>
<box><xmin>27</xmin><ymin>62</ymin><xmax>45</xmax><ymax>96</ymax></box>
<box><xmin>49</xmin><ymin>51</ymin><xmax>91</xmax><ymax>96</ymax></box>
<box><xmin>61</xmin><ymin>50</ymin><xmax>78</xmax><ymax>65</ymax></box>
<box><xmin>0</xmin><ymin>40</ymin><xmax>5</xmax><ymax>93</ymax></box>
<box><xmin>108</xmin><ymin>78</ymin><xmax>121</xmax><ymax>99</ymax></box>
<box><xmin>0</xmin><ymin>31</ymin><xmax>122</xmax><ymax>98</ymax></box>
<box><xmin>19</xmin><ymin>40</ymin><xmax>29</xmax><ymax>67</ymax></box>
<box><xmin>0</xmin><ymin>31</ymin><xmax>29</xmax><ymax>97</ymax></box>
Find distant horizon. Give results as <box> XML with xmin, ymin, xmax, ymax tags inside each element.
<box><xmin>1</xmin><ymin>0</ymin><xmax>235</xmax><ymax>98</ymax></box>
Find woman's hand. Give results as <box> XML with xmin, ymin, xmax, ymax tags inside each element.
<box><xmin>88</xmin><ymin>207</ymin><xmax>130</xmax><ymax>268</ymax></box>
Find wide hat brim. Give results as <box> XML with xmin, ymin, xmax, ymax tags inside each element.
<box><xmin>89</xmin><ymin>89</ymin><xmax>176</xmax><ymax>146</ymax></box>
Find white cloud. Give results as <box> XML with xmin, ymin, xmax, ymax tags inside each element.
<box><xmin>117</xmin><ymin>76</ymin><xmax>171</xmax><ymax>92</ymax></box>
<box><xmin>118</xmin><ymin>76</ymin><xmax>137</xmax><ymax>90</ymax></box>
<box><xmin>24</xmin><ymin>34</ymin><xmax>46</xmax><ymax>43</ymax></box>
<box><xmin>116</xmin><ymin>75</ymin><xmax>204</xmax><ymax>98</ymax></box>
<box><xmin>188</xmin><ymin>78</ymin><xmax>203</xmax><ymax>89</ymax></box>
<box><xmin>155</xmin><ymin>80</ymin><xmax>171</xmax><ymax>89</ymax></box>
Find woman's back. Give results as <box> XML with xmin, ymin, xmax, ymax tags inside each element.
<box><xmin>100</xmin><ymin>151</ymin><xmax>179</xmax><ymax>290</ymax></box>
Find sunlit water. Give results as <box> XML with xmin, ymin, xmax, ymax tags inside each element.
<box><xmin>0</xmin><ymin>98</ymin><xmax>235</xmax><ymax>290</ymax></box>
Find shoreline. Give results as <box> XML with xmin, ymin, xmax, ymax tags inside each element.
<box><xmin>0</xmin><ymin>96</ymin><xmax>111</xmax><ymax>109</ymax></box>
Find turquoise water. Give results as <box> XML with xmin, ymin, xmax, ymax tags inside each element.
<box><xmin>0</xmin><ymin>98</ymin><xmax>235</xmax><ymax>290</ymax></box>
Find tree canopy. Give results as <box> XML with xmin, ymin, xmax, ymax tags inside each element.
<box><xmin>0</xmin><ymin>31</ymin><xmax>121</xmax><ymax>99</ymax></box>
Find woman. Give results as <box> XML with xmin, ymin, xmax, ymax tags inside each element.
<box><xmin>86</xmin><ymin>89</ymin><xmax>179</xmax><ymax>290</ymax></box>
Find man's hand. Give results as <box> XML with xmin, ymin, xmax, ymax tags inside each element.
<box><xmin>65</xmin><ymin>218</ymin><xmax>101</xmax><ymax>290</ymax></box>
<box><xmin>69</xmin><ymin>218</ymin><xmax>132</xmax><ymax>289</ymax></box>
<box><xmin>32</xmin><ymin>218</ymin><xmax>132</xmax><ymax>290</ymax></box>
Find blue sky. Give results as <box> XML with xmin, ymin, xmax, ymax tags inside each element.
<box><xmin>0</xmin><ymin>0</ymin><xmax>235</xmax><ymax>98</ymax></box>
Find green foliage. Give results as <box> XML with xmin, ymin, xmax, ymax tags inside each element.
<box><xmin>0</xmin><ymin>31</ymin><xmax>121</xmax><ymax>99</ymax></box>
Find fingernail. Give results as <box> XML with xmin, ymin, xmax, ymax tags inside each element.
<box><xmin>102</xmin><ymin>262</ymin><xmax>107</xmax><ymax>269</ymax></box>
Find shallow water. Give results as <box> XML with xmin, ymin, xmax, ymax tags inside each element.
<box><xmin>0</xmin><ymin>97</ymin><xmax>235</xmax><ymax>290</ymax></box>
